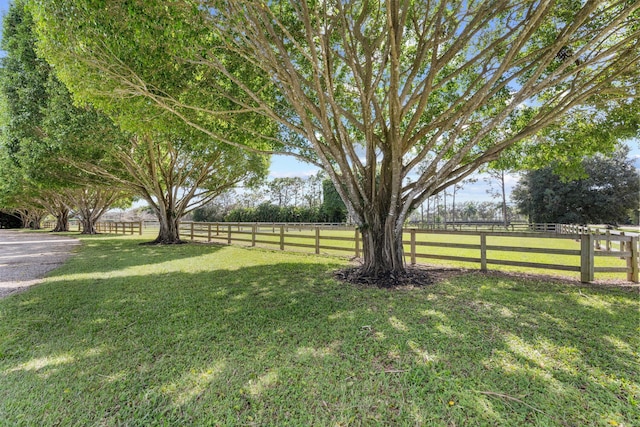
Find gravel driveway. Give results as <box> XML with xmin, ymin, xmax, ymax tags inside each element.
<box><xmin>0</xmin><ymin>230</ymin><xmax>80</xmax><ymax>299</ymax></box>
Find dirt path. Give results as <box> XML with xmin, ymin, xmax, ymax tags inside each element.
<box><xmin>0</xmin><ymin>230</ymin><xmax>80</xmax><ymax>299</ymax></box>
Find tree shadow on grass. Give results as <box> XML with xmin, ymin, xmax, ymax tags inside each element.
<box><xmin>0</xmin><ymin>258</ymin><xmax>638</xmax><ymax>426</ymax></box>
<box><xmin>44</xmin><ymin>235</ymin><xmax>226</xmax><ymax>278</ymax></box>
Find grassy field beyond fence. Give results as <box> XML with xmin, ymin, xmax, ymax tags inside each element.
<box><xmin>0</xmin><ymin>233</ymin><xmax>638</xmax><ymax>426</ymax></box>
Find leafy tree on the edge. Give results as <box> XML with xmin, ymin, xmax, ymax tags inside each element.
<box><xmin>511</xmin><ymin>146</ymin><xmax>640</xmax><ymax>225</ymax></box>
<box><xmin>0</xmin><ymin>0</ymin><xmax>131</xmax><ymax>233</ymax></box>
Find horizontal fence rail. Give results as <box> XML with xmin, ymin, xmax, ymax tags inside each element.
<box><xmin>177</xmin><ymin>222</ymin><xmax>639</xmax><ymax>283</ymax></box>
<box><xmin>44</xmin><ymin>220</ymin><xmax>637</xmax><ymax>283</ymax></box>
<box><xmin>93</xmin><ymin>221</ymin><xmax>142</xmax><ymax>235</ymax></box>
<box><xmin>42</xmin><ymin>220</ymin><xmax>142</xmax><ymax>235</ymax></box>
<box><xmin>179</xmin><ymin>222</ymin><xmax>362</xmax><ymax>257</ymax></box>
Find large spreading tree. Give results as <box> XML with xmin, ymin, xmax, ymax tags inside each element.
<box><xmin>31</xmin><ymin>0</ymin><xmax>640</xmax><ymax>277</ymax></box>
<box><xmin>73</xmin><ymin>128</ymin><xmax>269</xmax><ymax>244</ymax></box>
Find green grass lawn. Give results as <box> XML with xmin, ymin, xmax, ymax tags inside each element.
<box><xmin>1</xmin><ymin>233</ymin><xmax>638</xmax><ymax>426</ymax></box>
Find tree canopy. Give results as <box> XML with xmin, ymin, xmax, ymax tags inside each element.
<box><xmin>0</xmin><ymin>1</ymin><xmax>272</xmax><ymax>243</ymax></box>
<box><xmin>0</xmin><ymin>0</ymin><xmax>131</xmax><ymax>232</ymax></box>
<box><xmin>30</xmin><ymin>0</ymin><xmax>640</xmax><ymax>278</ymax></box>
<box><xmin>512</xmin><ymin>147</ymin><xmax>640</xmax><ymax>225</ymax></box>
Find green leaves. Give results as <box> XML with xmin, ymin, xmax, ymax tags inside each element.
<box><xmin>512</xmin><ymin>146</ymin><xmax>640</xmax><ymax>224</ymax></box>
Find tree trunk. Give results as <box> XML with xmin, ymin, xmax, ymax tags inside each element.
<box><xmin>349</xmin><ymin>152</ymin><xmax>408</xmax><ymax>280</ymax></box>
<box><xmin>30</xmin><ymin>220</ymin><xmax>42</xmax><ymax>230</ymax></box>
<box><xmin>52</xmin><ymin>208</ymin><xmax>70</xmax><ymax>232</ymax></box>
<box><xmin>500</xmin><ymin>170</ymin><xmax>509</xmax><ymax>228</ymax></box>
<box><xmin>29</xmin><ymin>212</ymin><xmax>44</xmax><ymax>230</ymax></box>
<box><xmin>443</xmin><ymin>191</ymin><xmax>448</xmax><ymax>229</ymax></box>
<box><xmin>17</xmin><ymin>212</ymin><xmax>29</xmax><ymax>229</ymax></box>
<box><xmin>152</xmin><ymin>208</ymin><xmax>182</xmax><ymax>244</ymax></box>
<box><xmin>452</xmin><ymin>190</ymin><xmax>457</xmax><ymax>228</ymax></box>
<box><xmin>359</xmin><ymin>211</ymin><xmax>405</xmax><ymax>278</ymax></box>
<box><xmin>80</xmin><ymin>217</ymin><xmax>97</xmax><ymax>234</ymax></box>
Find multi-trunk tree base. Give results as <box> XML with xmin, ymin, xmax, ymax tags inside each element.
<box><xmin>51</xmin><ymin>209</ymin><xmax>69</xmax><ymax>232</ymax></box>
<box><xmin>143</xmin><ymin>218</ymin><xmax>186</xmax><ymax>245</ymax></box>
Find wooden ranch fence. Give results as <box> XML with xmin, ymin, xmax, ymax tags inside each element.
<box><xmin>41</xmin><ymin>220</ymin><xmax>142</xmax><ymax>234</ymax></box>
<box><xmin>93</xmin><ymin>221</ymin><xmax>142</xmax><ymax>235</ymax></box>
<box><xmin>177</xmin><ymin>222</ymin><xmax>639</xmax><ymax>283</ymax></box>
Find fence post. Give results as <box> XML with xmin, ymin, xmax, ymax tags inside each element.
<box><xmin>139</xmin><ymin>221</ymin><xmax>142</xmax><ymax>235</ymax></box>
<box><xmin>252</xmin><ymin>225</ymin><xmax>256</xmax><ymax>247</ymax></box>
<box><xmin>410</xmin><ymin>229</ymin><xmax>416</xmax><ymax>265</ymax></box>
<box><xmin>355</xmin><ymin>228</ymin><xmax>361</xmax><ymax>258</ymax></box>
<box><xmin>580</xmin><ymin>233</ymin><xmax>595</xmax><ymax>283</ymax></box>
<box><xmin>606</xmin><ymin>230</ymin><xmax>611</xmax><ymax>251</ymax></box>
<box><xmin>315</xmin><ymin>227</ymin><xmax>320</xmax><ymax>254</ymax></box>
<box><xmin>480</xmin><ymin>233</ymin><xmax>487</xmax><ymax>272</ymax></box>
<box><xmin>628</xmin><ymin>236</ymin><xmax>638</xmax><ymax>283</ymax></box>
<box><xmin>208</xmin><ymin>224</ymin><xmax>212</xmax><ymax>242</ymax></box>
<box><xmin>190</xmin><ymin>222</ymin><xmax>195</xmax><ymax>241</ymax></box>
<box><xmin>227</xmin><ymin>224</ymin><xmax>232</xmax><ymax>245</ymax></box>
<box><xmin>280</xmin><ymin>225</ymin><xmax>285</xmax><ymax>251</ymax></box>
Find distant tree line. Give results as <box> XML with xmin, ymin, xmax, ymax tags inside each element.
<box><xmin>192</xmin><ymin>177</ymin><xmax>347</xmax><ymax>223</ymax></box>
<box><xmin>407</xmin><ymin>199</ymin><xmax>523</xmax><ymax>226</ymax></box>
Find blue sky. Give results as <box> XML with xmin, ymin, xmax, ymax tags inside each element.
<box><xmin>0</xmin><ymin>0</ymin><xmax>8</xmax><ymax>37</ymax></box>
<box><xmin>0</xmin><ymin>0</ymin><xmax>637</xmax><ymax>205</ymax></box>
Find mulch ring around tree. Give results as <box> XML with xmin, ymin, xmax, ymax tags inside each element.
<box><xmin>334</xmin><ymin>264</ymin><xmax>470</xmax><ymax>289</ymax></box>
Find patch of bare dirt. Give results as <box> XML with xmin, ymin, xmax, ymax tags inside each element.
<box><xmin>0</xmin><ymin>230</ymin><xmax>80</xmax><ymax>299</ymax></box>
